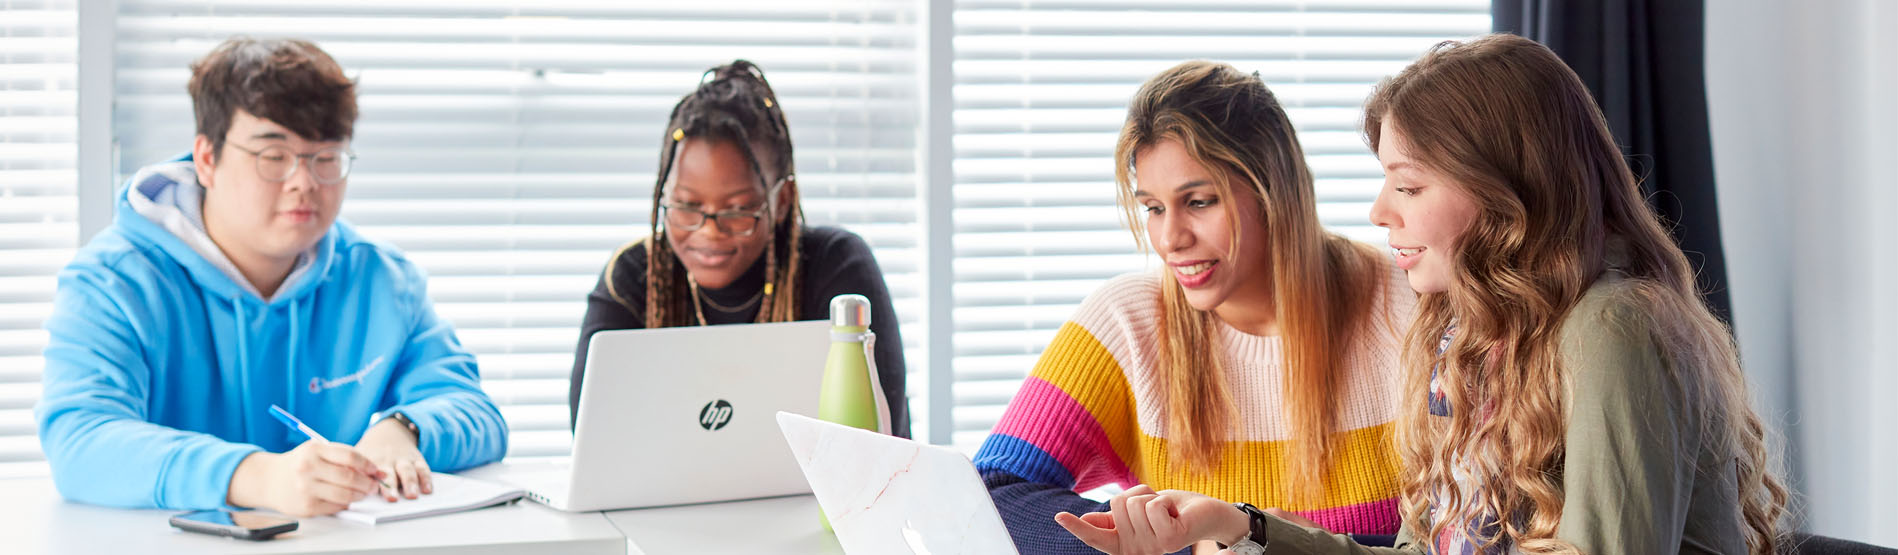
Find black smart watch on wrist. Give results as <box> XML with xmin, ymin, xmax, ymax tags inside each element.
<box><xmin>386</xmin><ymin>411</ymin><xmax>419</xmax><ymax>444</ymax></box>
<box><xmin>1218</xmin><ymin>502</ymin><xmax>1271</xmax><ymax>554</ymax></box>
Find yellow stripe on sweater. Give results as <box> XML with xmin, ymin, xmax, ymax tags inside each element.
<box><xmin>1137</xmin><ymin>422</ymin><xmax>1401</xmax><ymax>511</ymax></box>
<box><xmin>1028</xmin><ymin>321</ymin><xmax>1141</xmax><ymax>477</ymax></box>
<box><xmin>1028</xmin><ymin>321</ymin><xmax>1400</xmax><ymax>512</ymax></box>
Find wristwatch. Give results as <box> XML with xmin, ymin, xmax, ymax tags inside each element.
<box><xmin>1220</xmin><ymin>502</ymin><xmax>1271</xmax><ymax>555</ymax></box>
<box><xmin>385</xmin><ymin>411</ymin><xmax>420</xmax><ymax>445</ymax></box>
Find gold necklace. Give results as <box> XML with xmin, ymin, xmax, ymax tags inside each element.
<box><xmin>688</xmin><ymin>280</ymin><xmax>763</xmax><ymax>325</ymax></box>
<box><xmin>698</xmin><ymin>286</ymin><xmax>763</xmax><ymax>313</ymax></box>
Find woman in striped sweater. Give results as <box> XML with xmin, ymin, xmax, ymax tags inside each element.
<box><xmin>972</xmin><ymin>60</ymin><xmax>1417</xmax><ymax>554</ymax></box>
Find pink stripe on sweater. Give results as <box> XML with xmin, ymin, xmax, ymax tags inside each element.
<box><xmin>991</xmin><ymin>376</ymin><xmax>1135</xmax><ymax>492</ymax></box>
<box><xmin>1295</xmin><ymin>496</ymin><xmax>1402</xmax><ymax>535</ymax></box>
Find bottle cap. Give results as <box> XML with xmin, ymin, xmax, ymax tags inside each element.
<box><xmin>829</xmin><ymin>294</ymin><xmax>871</xmax><ymax>327</ymax></box>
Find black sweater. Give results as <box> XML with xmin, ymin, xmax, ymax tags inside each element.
<box><xmin>569</xmin><ymin>225</ymin><xmax>910</xmax><ymax>438</ymax></box>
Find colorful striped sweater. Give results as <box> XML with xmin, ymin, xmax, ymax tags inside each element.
<box><xmin>974</xmin><ymin>264</ymin><xmax>1416</xmax><ymax>554</ymax></box>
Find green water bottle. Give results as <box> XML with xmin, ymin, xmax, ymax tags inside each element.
<box><xmin>817</xmin><ymin>294</ymin><xmax>888</xmax><ymax>531</ymax></box>
<box><xmin>818</xmin><ymin>294</ymin><xmax>888</xmax><ymax>434</ymax></box>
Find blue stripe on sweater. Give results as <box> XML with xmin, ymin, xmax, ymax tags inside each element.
<box><xmin>973</xmin><ymin>433</ymin><xmax>1077</xmax><ymax>488</ymax></box>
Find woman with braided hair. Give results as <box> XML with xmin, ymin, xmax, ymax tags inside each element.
<box><xmin>568</xmin><ymin>60</ymin><xmax>909</xmax><ymax>437</ymax></box>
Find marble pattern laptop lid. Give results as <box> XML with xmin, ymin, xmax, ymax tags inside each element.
<box><xmin>776</xmin><ymin>411</ymin><xmax>1019</xmax><ymax>555</ymax></box>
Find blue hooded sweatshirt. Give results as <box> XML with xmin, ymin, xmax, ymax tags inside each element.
<box><xmin>35</xmin><ymin>155</ymin><xmax>508</xmax><ymax>510</ymax></box>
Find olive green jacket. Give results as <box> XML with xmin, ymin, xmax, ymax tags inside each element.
<box><xmin>1263</xmin><ymin>276</ymin><xmax>1747</xmax><ymax>555</ymax></box>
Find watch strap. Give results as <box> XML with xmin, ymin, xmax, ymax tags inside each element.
<box><xmin>1221</xmin><ymin>502</ymin><xmax>1271</xmax><ymax>553</ymax></box>
<box><xmin>386</xmin><ymin>411</ymin><xmax>420</xmax><ymax>444</ymax></box>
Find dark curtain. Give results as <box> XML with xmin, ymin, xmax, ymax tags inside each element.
<box><xmin>1493</xmin><ymin>0</ymin><xmax>1731</xmax><ymax>323</ymax></box>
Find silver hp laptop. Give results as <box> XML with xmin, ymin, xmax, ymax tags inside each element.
<box><xmin>502</xmin><ymin>320</ymin><xmax>831</xmax><ymax>512</ymax></box>
<box><xmin>776</xmin><ymin>411</ymin><xmax>1020</xmax><ymax>555</ymax></box>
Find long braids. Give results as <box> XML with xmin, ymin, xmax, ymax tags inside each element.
<box><xmin>645</xmin><ymin>60</ymin><xmax>805</xmax><ymax>328</ymax></box>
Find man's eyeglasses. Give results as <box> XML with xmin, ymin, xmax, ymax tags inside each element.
<box><xmin>226</xmin><ymin>143</ymin><xmax>356</xmax><ymax>185</ymax></box>
<box><xmin>662</xmin><ymin>203</ymin><xmax>769</xmax><ymax>236</ymax></box>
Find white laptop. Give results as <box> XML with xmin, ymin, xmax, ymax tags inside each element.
<box><xmin>776</xmin><ymin>411</ymin><xmax>1020</xmax><ymax>555</ymax></box>
<box><xmin>494</xmin><ymin>320</ymin><xmax>831</xmax><ymax>512</ymax></box>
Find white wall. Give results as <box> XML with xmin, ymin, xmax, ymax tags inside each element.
<box><xmin>1707</xmin><ymin>0</ymin><xmax>1898</xmax><ymax>545</ymax></box>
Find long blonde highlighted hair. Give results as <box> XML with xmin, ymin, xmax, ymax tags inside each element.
<box><xmin>1366</xmin><ymin>34</ymin><xmax>1788</xmax><ymax>553</ymax></box>
<box><xmin>1114</xmin><ymin>60</ymin><xmax>1388</xmax><ymax>498</ymax></box>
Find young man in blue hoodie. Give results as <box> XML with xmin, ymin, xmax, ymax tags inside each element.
<box><xmin>35</xmin><ymin>38</ymin><xmax>508</xmax><ymax>517</ymax></box>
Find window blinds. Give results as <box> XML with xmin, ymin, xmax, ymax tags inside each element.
<box><xmin>0</xmin><ymin>0</ymin><xmax>77</xmax><ymax>478</ymax></box>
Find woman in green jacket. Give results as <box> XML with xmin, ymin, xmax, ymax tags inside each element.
<box><xmin>1057</xmin><ymin>34</ymin><xmax>1788</xmax><ymax>555</ymax></box>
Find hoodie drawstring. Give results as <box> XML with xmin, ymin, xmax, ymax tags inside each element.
<box><xmin>286</xmin><ymin>297</ymin><xmax>300</xmax><ymax>426</ymax></box>
<box><xmin>233</xmin><ymin>296</ymin><xmax>253</xmax><ymax>442</ymax></box>
<box><xmin>236</xmin><ymin>295</ymin><xmax>302</xmax><ymax>448</ymax></box>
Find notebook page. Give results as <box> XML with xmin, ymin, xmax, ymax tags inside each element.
<box><xmin>336</xmin><ymin>473</ymin><xmax>525</xmax><ymax>525</ymax></box>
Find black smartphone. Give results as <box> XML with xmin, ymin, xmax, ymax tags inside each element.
<box><xmin>169</xmin><ymin>510</ymin><xmax>298</xmax><ymax>540</ymax></box>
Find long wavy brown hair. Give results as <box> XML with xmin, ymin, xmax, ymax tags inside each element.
<box><xmin>1367</xmin><ymin>34</ymin><xmax>1788</xmax><ymax>553</ymax></box>
<box><xmin>1114</xmin><ymin>60</ymin><xmax>1388</xmax><ymax>498</ymax></box>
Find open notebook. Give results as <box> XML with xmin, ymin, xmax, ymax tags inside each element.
<box><xmin>336</xmin><ymin>473</ymin><xmax>525</xmax><ymax>525</ymax></box>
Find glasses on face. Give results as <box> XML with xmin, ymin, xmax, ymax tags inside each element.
<box><xmin>662</xmin><ymin>202</ymin><xmax>769</xmax><ymax>236</ymax></box>
<box><xmin>225</xmin><ymin>143</ymin><xmax>356</xmax><ymax>185</ymax></box>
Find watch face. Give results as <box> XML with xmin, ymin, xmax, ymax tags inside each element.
<box><xmin>1229</xmin><ymin>539</ymin><xmax>1266</xmax><ymax>555</ymax></box>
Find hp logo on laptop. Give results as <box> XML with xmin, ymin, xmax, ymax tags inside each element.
<box><xmin>699</xmin><ymin>400</ymin><xmax>734</xmax><ymax>431</ymax></box>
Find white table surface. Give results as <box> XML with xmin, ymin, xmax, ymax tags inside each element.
<box><xmin>0</xmin><ymin>477</ymin><xmax>627</xmax><ymax>555</ymax></box>
<box><xmin>1</xmin><ymin>470</ymin><xmax>855</xmax><ymax>555</ymax></box>
<box><xmin>603</xmin><ymin>494</ymin><xmax>844</xmax><ymax>555</ymax></box>
<box><xmin>460</xmin><ymin>458</ymin><xmax>849</xmax><ymax>555</ymax></box>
